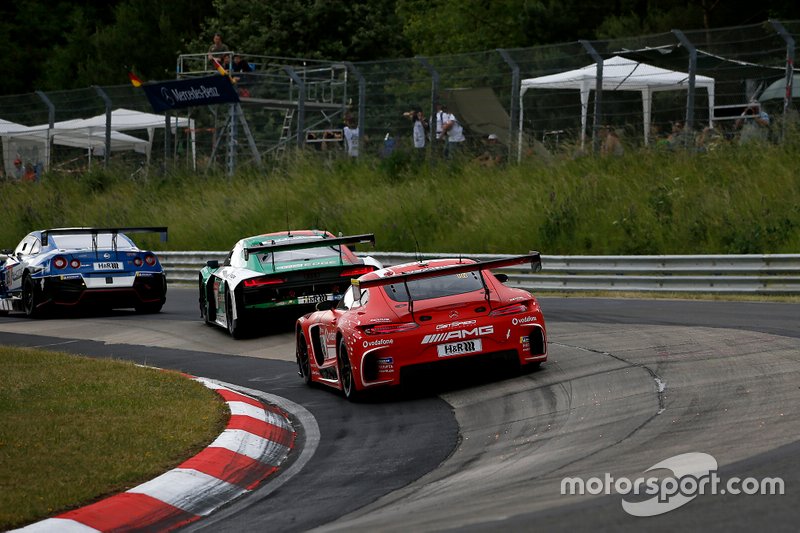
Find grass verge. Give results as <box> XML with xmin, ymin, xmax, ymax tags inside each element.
<box><xmin>0</xmin><ymin>347</ymin><xmax>228</xmax><ymax>530</ymax></box>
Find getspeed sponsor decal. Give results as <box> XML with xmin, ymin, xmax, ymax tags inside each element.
<box><xmin>512</xmin><ymin>315</ymin><xmax>538</xmax><ymax>325</ymax></box>
<box><xmin>436</xmin><ymin>319</ymin><xmax>477</xmax><ymax>330</ymax></box>
<box><xmin>422</xmin><ymin>325</ymin><xmax>494</xmax><ymax>344</ymax></box>
<box><xmin>377</xmin><ymin>357</ymin><xmax>394</xmax><ymax>373</ymax></box>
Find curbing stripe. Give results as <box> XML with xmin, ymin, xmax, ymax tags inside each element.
<box><xmin>57</xmin><ymin>493</ymin><xmax>199</xmax><ymax>531</ymax></box>
<box><xmin>12</xmin><ymin>374</ymin><xmax>297</xmax><ymax>532</ymax></box>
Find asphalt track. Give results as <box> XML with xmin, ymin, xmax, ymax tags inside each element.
<box><xmin>1</xmin><ymin>289</ymin><xmax>798</xmax><ymax>532</ymax></box>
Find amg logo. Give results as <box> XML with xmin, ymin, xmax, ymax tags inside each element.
<box><xmin>422</xmin><ymin>325</ymin><xmax>494</xmax><ymax>344</ymax></box>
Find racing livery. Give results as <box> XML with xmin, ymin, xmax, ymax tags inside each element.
<box><xmin>0</xmin><ymin>227</ymin><xmax>168</xmax><ymax>317</ymax></box>
<box><xmin>199</xmin><ymin>230</ymin><xmax>380</xmax><ymax>338</ymax></box>
<box><xmin>295</xmin><ymin>252</ymin><xmax>547</xmax><ymax>399</ymax></box>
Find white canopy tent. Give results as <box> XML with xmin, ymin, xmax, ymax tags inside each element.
<box><xmin>519</xmin><ymin>55</ymin><xmax>716</xmax><ymax>156</ymax></box>
<box><xmin>1</xmin><ymin>117</ymin><xmax>149</xmax><ymax>177</ymax></box>
<box><xmin>1</xmin><ymin>108</ymin><xmax>195</xmax><ymax>176</ymax></box>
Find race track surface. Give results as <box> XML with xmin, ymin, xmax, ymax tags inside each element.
<box><xmin>1</xmin><ymin>289</ymin><xmax>797</xmax><ymax>531</ymax></box>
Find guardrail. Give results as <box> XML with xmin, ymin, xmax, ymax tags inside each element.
<box><xmin>158</xmin><ymin>251</ymin><xmax>800</xmax><ymax>294</ymax></box>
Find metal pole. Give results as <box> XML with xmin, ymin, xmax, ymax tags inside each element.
<box><xmin>672</xmin><ymin>29</ymin><xmax>697</xmax><ymax>139</ymax></box>
<box><xmin>164</xmin><ymin>112</ymin><xmax>170</xmax><ymax>173</ymax></box>
<box><xmin>417</xmin><ymin>56</ymin><xmax>440</xmax><ymax>154</ymax></box>
<box><xmin>497</xmin><ymin>49</ymin><xmax>520</xmax><ymax>164</ymax></box>
<box><xmin>344</xmin><ymin>61</ymin><xmax>366</xmax><ymax>159</ymax></box>
<box><xmin>93</xmin><ymin>86</ymin><xmax>112</xmax><ymax>167</ymax></box>
<box><xmin>580</xmin><ymin>40</ymin><xmax>603</xmax><ymax>154</ymax></box>
<box><xmin>284</xmin><ymin>66</ymin><xmax>306</xmax><ymax>148</ymax></box>
<box><xmin>35</xmin><ymin>90</ymin><xmax>55</xmax><ymax>176</ymax></box>
<box><xmin>770</xmin><ymin>19</ymin><xmax>795</xmax><ymax>141</ymax></box>
<box><xmin>227</xmin><ymin>103</ymin><xmax>237</xmax><ymax>176</ymax></box>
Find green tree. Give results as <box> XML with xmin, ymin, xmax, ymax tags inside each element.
<box><xmin>190</xmin><ymin>0</ymin><xmax>410</xmax><ymax>61</ymax></box>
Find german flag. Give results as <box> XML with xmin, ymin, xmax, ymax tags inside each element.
<box><xmin>211</xmin><ymin>58</ymin><xmax>227</xmax><ymax>76</ymax></box>
<box><xmin>127</xmin><ymin>72</ymin><xmax>143</xmax><ymax>88</ymax></box>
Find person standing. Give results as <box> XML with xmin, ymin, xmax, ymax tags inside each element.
<box><xmin>405</xmin><ymin>107</ymin><xmax>427</xmax><ymax>160</ymax></box>
<box><xmin>207</xmin><ymin>32</ymin><xmax>229</xmax><ymax>61</ymax></box>
<box><xmin>343</xmin><ymin>117</ymin><xmax>359</xmax><ymax>158</ymax></box>
<box><xmin>438</xmin><ymin>106</ymin><xmax>465</xmax><ymax>159</ymax></box>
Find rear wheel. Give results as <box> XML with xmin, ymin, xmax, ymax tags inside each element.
<box><xmin>225</xmin><ymin>286</ymin><xmax>245</xmax><ymax>338</ymax></box>
<box><xmin>296</xmin><ymin>333</ymin><xmax>311</xmax><ymax>385</ymax></box>
<box><xmin>200</xmin><ymin>277</ymin><xmax>215</xmax><ymax>325</ymax></box>
<box><xmin>338</xmin><ymin>340</ymin><xmax>360</xmax><ymax>401</ymax></box>
<box><xmin>22</xmin><ymin>275</ymin><xmax>42</xmax><ymax>318</ymax></box>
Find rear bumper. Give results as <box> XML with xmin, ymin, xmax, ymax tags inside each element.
<box><xmin>42</xmin><ymin>273</ymin><xmax>166</xmax><ymax>308</ymax></box>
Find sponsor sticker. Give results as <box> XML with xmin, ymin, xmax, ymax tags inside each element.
<box><xmin>422</xmin><ymin>325</ymin><xmax>494</xmax><ymax>344</ymax></box>
<box><xmin>363</xmin><ymin>339</ymin><xmax>394</xmax><ymax>348</ymax></box>
<box><xmin>511</xmin><ymin>315</ymin><xmax>537</xmax><ymax>325</ymax></box>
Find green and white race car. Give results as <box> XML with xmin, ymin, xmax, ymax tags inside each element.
<box><xmin>199</xmin><ymin>230</ymin><xmax>379</xmax><ymax>337</ymax></box>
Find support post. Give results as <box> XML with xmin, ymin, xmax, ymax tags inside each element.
<box><xmin>35</xmin><ymin>90</ymin><xmax>55</xmax><ymax>176</ymax></box>
<box><xmin>344</xmin><ymin>61</ymin><xmax>366</xmax><ymax>158</ymax></box>
<box><xmin>580</xmin><ymin>40</ymin><xmax>604</xmax><ymax>154</ymax></box>
<box><xmin>497</xmin><ymin>49</ymin><xmax>520</xmax><ymax>164</ymax></box>
<box><xmin>283</xmin><ymin>67</ymin><xmax>306</xmax><ymax>149</ymax></box>
<box><xmin>93</xmin><ymin>86</ymin><xmax>112</xmax><ymax>167</ymax></box>
<box><xmin>770</xmin><ymin>19</ymin><xmax>795</xmax><ymax>140</ymax></box>
<box><xmin>417</xmin><ymin>56</ymin><xmax>440</xmax><ymax>154</ymax></box>
<box><xmin>672</xmin><ymin>29</ymin><xmax>697</xmax><ymax>140</ymax></box>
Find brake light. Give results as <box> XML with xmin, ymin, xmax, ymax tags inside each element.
<box><xmin>244</xmin><ymin>276</ymin><xmax>285</xmax><ymax>287</ymax></box>
<box><xmin>53</xmin><ymin>256</ymin><xmax>67</xmax><ymax>269</ymax></box>
<box><xmin>133</xmin><ymin>256</ymin><xmax>143</xmax><ymax>267</ymax></box>
<box><xmin>489</xmin><ymin>303</ymin><xmax>528</xmax><ymax>317</ymax></box>
<box><xmin>340</xmin><ymin>266</ymin><xmax>373</xmax><ymax>277</ymax></box>
<box><xmin>144</xmin><ymin>254</ymin><xmax>157</xmax><ymax>266</ymax></box>
<box><xmin>69</xmin><ymin>259</ymin><xmax>81</xmax><ymax>269</ymax></box>
<box><xmin>362</xmin><ymin>322</ymin><xmax>419</xmax><ymax>335</ymax></box>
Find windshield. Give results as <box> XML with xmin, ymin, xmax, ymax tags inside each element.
<box><xmin>382</xmin><ymin>271</ymin><xmax>484</xmax><ymax>302</ymax></box>
<box><xmin>50</xmin><ymin>233</ymin><xmax>137</xmax><ymax>250</ymax></box>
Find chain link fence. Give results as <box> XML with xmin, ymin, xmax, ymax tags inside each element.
<box><xmin>1</xmin><ymin>20</ymin><xmax>797</xmax><ymax>178</ymax></box>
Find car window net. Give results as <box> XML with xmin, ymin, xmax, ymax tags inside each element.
<box><xmin>382</xmin><ymin>271</ymin><xmax>483</xmax><ymax>302</ymax></box>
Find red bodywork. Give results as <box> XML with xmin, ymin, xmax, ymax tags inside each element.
<box><xmin>295</xmin><ymin>254</ymin><xmax>547</xmax><ymax>399</ymax></box>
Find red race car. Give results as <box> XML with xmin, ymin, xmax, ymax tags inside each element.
<box><xmin>295</xmin><ymin>253</ymin><xmax>547</xmax><ymax>399</ymax></box>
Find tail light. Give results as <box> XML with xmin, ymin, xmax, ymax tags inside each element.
<box><xmin>69</xmin><ymin>259</ymin><xmax>81</xmax><ymax>269</ymax></box>
<box><xmin>340</xmin><ymin>266</ymin><xmax>374</xmax><ymax>277</ymax></box>
<box><xmin>362</xmin><ymin>322</ymin><xmax>419</xmax><ymax>335</ymax></box>
<box><xmin>144</xmin><ymin>254</ymin><xmax>157</xmax><ymax>266</ymax></box>
<box><xmin>489</xmin><ymin>303</ymin><xmax>528</xmax><ymax>317</ymax></box>
<box><xmin>133</xmin><ymin>256</ymin><xmax>143</xmax><ymax>267</ymax></box>
<box><xmin>53</xmin><ymin>256</ymin><xmax>67</xmax><ymax>269</ymax></box>
<box><xmin>244</xmin><ymin>276</ymin><xmax>285</xmax><ymax>287</ymax></box>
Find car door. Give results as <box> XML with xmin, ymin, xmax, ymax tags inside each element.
<box><xmin>8</xmin><ymin>234</ymin><xmax>40</xmax><ymax>292</ymax></box>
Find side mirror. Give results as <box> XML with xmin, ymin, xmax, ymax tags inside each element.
<box><xmin>316</xmin><ymin>300</ymin><xmax>337</xmax><ymax>311</ymax></box>
<box><xmin>206</xmin><ymin>260</ymin><xmax>219</xmax><ymax>269</ymax></box>
<box><xmin>495</xmin><ymin>273</ymin><xmax>509</xmax><ymax>283</ymax></box>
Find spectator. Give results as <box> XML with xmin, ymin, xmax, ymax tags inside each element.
<box><xmin>232</xmin><ymin>54</ymin><xmax>252</xmax><ymax>73</ymax></box>
<box><xmin>404</xmin><ymin>106</ymin><xmax>427</xmax><ymax>159</ymax></box>
<box><xmin>667</xmin><ymin>121</ymin><xmax>692</xmax><ymax>150</ymax></box>
<box><xmin>600</xmin><ymin>126</ymin><xmax>624</xmax><ymax>157</ymax></box>
<box><xmin>735</xmin><ymin>102</ymin><xmax>770</xmax><ymax>144</ymax></box>
<box><xmin>695</xmin><ymin>126</ymin><xmax>723</xmax><ymax>152</ymax></box>
<box><xmin>438</xmin><ymin>105</ymin><xmax>465</xmax><ymax>159</ymax></box>
<box><xmin>343</xmin><ymin>117</ymin><xmax>359</xmax><ymax>157</ymax></box>
<box><xmin>474</xmin><ymin>133</ymin><xmax>504</xmax><ymax>166</ymax></box>
<box><xmin>207</xmin><ymin>32</ymin><xmax>229</xmax><ymax>60</ymax></box>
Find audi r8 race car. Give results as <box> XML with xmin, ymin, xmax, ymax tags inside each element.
<box><xmin>295</xmin><ymin>252</ymin><xmax>547</xmax><ymax>400</ymax></box>
<box><xmin>199</xmin><ymin>230</ymin><xmax>381</xmax><ymax>338</ymax></box>
<box><xmin>0</xmin><ymin>227</ymin><xmax>168</xmax><ymax>317</ymax></box>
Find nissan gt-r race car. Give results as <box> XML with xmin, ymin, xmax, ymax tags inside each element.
<box><xmin>0</xmin><ymin>227</ymin><xmax>168</xmax><ymax>317</ymax></box>
<box><xmin>295</xmin><ymin>252</ymin><xmax>547</xmax><ymax>400</ymax></box>
<box><xmin>199</xmin><ymin>230</ymin><xmax>381</xmax><ymax>338</ymax></box>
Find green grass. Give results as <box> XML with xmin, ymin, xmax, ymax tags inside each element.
<box><xmin>1</xmin><ymin>136</ymin><xmax>799</xmax><ymax>255</ymax></box>
<box><xmin>0</xmin><ymin>347</ymin><xmax>227</xmax><ymax>530</ymax></box>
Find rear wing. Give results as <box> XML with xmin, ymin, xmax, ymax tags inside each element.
<box><xmin>243</xmin><ymin>233</ymin><xmax>375</xmax><ymax>261</ymax></box>
<box><xmin>355</xmin><ymin>252</ymin><xmax>541</xmax><ymax>291</ymax></box>
<box><xmin>41</xmin><ymin>227</ymin><xmax>168</xmax><ymax>247</ymax></box>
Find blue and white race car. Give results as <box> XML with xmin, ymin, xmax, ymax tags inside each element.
<box><xmin>0</xmin><ymin>227</ymin><xmax>168</xmax><ymax>317</ymax></box>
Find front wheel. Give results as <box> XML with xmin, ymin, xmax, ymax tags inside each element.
<box><xmin>296</xmin><ymin>333</ymin><xmax>311</xmax><ymax>385</ymax></box>
<box><xmin>22</xmin><ymin>275</ymin><xmax>42</xmax><ymax>318</ymax></box>
<box><xmin>338</xmin><ymin>340</ymin><xmax>361</xmax><ymax>401</ymax></box>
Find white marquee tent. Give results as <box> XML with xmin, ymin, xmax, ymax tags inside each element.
<box><xmin>519</xmin><ymin>55</ymin><xmax>716</xmax><ymax>155</ymax></box>
<box><xmin>1</xmin><ymin>108</ymin><xmax>194</xmax><ymax>177</ymax></box>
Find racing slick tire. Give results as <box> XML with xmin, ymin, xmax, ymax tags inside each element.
<box><xmin>338</xmin><ymin>339</ymin><xmax>361</xmax><ymax>401</ymax></box>
<box><xmin>296</xmin><ymin>333</ymin><xmax>312</xmax><ymax>385</ymax></box>
<box><xmin>22</xmin><ymin>274</ymin><xmax>43</xmax><ymax>318</ymax></box>
<box><xmin>199</xmin><ymin>277</ymin><xmax>215</xmax><ymax>325</ymax></box>
<box><xmin>225</xmin><ymin>285</ymin><xmax>246</xmax><ymax>339</ymax></box>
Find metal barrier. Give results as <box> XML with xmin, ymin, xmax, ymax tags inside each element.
<box><xmin>159</xmin><ymin>251</ymin><xmax>800</xmax><ymax>294</ymax></box>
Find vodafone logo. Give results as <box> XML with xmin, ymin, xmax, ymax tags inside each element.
<box><xmin>512</xmin><ymin>315</ymin><xmax>537</xmax><ymax>325</ymax></box>
<box><xmin>363</xmin><ymin>339</ymin><xmax>394</xmax><ymax>348</ymax></box>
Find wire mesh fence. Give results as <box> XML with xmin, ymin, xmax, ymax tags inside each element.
<box><xmin>1</xmin><ymin>20</ymin><xmax>797</xmax><ymax>179</ymax></box>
